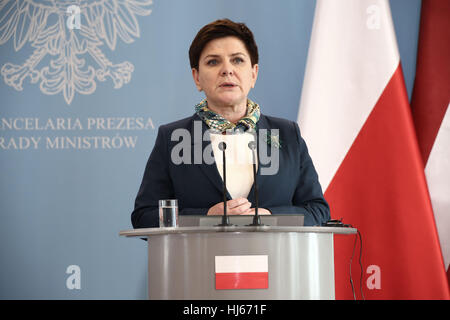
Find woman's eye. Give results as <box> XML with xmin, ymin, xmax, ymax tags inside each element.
<box><xmin>233</xmin><ymin>57</ymin><xmax>244</xmax><ymax>64</ymax></box>
<box><xmin>207</xmin><ymin>59</ymin><xmax>218</xmax><ymax>66</ymax></box>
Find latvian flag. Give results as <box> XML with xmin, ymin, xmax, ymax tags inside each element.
<box><xmin>298</xmin><ymin>0</ymin><xmax>450</xmax><ymax>299</ymax></box>
<box><xmin>215</xmin><ymin>255</ymin><xmax>268</xmax><ymax>290</ymax></box>
<box><xmin>411</xmin><ymin>0</ymin><xmax>450</xmax><ymax>288</ymax></box>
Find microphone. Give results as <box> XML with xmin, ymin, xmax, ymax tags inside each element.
<box><xmin>216</xmin><ymin>141</ymin><xmax>233</xmax><ymax>227</ymax></box>
<box><xmin>247</xmin><ymin>140</ymin><xmax>264</xmax><ymax>226</ymax></box>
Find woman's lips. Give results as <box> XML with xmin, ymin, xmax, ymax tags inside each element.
<box><xmin>219</xmin><ymin>82</ymin><xmax>237</xmax><ymax>88</ymax></box>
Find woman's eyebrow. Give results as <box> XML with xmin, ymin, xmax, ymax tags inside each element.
<box><xmin>230</xmin><ymin>52</ymin><xmax>246</xmax><ymax>57</ymax></box>
<box><xmin>203</xmin><ymin>52</ymin><xmax>246</xmax><ymax>60</ymax></box>
<box><xmin>203</xmin><ymin>54</ymin><xmax>220</xmax><ymax>60</ymax></box>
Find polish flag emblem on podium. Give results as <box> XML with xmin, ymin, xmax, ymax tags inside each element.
<box><xmin>215</xmin><ymin>255</ymin><xmax>268</xmax><ymax>290</ymax></box>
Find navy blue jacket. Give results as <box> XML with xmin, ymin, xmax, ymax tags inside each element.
<box><xmin>131</xmin><ymin>114</ymin><xmax>330</xmax><ymax>227</ymax></box>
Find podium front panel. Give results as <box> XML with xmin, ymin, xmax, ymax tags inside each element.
<box><xmin>147</xmin><ymin>231</ymin><xmax>334</xmax><ymax>299</ymax></box>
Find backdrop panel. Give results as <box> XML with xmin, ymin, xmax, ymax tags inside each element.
<box><xmin>0</xmin><ymin>0</ymin><xmax>420</xmax><ymax>299</ymax></box>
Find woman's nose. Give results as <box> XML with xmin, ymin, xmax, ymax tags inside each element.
<box><xmin>220</xmin><ymin>61</ymin><xmax>233</xmax><ymax>76</ymax></box>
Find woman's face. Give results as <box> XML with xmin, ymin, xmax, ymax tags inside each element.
<box><xmin>192</xmin><ymin>36</ymin><xmax>258</xmax><ymax>111</ymax></box>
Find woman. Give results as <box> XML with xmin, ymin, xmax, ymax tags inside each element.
<box><xmin>131</xmin><ymin>19</ymin><xmax>330</xmax><ymax>227</ymax></box>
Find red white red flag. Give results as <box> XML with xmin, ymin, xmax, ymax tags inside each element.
<box><xmin>215</xmin><ymin>255</ymin><xmax>268</xmax><ymax>290</ymax></box>
<box><xmin>411</xmin><ymin>0</ymin><xmax>450</xmax><ymax>288</ymax></box>
<box><xmin>298</xmin><ymin>0</ymin><xmax>450</xmax><ymax>299</ymax></box>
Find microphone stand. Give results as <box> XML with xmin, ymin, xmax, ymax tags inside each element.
<box><xmin>216</xmin><ymin>142</ymin><xmax>233</xmax><ymax>227</ymax></box>
<box><xmin>247</xmin><ymin>140</ymin><xmax>264</xmax><ymax>226</ymax></box>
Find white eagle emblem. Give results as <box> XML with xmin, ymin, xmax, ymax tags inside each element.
<box><xmin>0</xmin><ymin>0</ymin><xmax>152</xmax><ymax>104</ymax></box>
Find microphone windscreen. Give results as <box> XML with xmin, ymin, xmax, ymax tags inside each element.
<box><xmin>218</xmin><ymin>141</ymin><xmax>227</xmax><ymax>151</ymax></box>
<box><xmin>248</xmin><ymin>141</ymin><xmax>257</xmax><ymax>150</ymax></box>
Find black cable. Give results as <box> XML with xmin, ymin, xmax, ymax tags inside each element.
<box><xmin>349</xmin><ymin>229</ymin><xmax>357</xmax><ymax>300</ymax></box>
<box><xmin>357</xmin><ymin>230</ymin><xmax>365</xmax><ymax>300</ymax></box>
<box><xmin>348</xmin><ymin>226</ymin><xmax>364</xmax><ymax>300</ymax></box>
<box><xmin>323</xmin><ymin>219</ymin><xmax>364</xmax><ymax>300</ymax></box>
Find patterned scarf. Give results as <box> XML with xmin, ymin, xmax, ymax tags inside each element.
<box><xmin>195</xmin><ymin>99</ymin><xmax>260</xmax><ymax>133</ymax></box>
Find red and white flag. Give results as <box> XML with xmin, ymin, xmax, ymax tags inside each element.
<box><xmin>298</xmin><ymin>0</ymin><xmax>450</xmax><ymax>299</ymax></box>
<box><xmin>411</xmin><ymin>0</ymin><xmax>450</xmax><ymax>287</ymax></box>
<box><xmin>215</xmin><ymin>255</ymin><xmax>268</xmax><ymax>290</ymax></box>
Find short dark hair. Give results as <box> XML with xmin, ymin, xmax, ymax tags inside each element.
<box><xmin>189</xmin><ymin>19</ymin><xmax>259</xmax><ymax>70</ymax></box>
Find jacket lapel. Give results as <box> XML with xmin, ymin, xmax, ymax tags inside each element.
<box><xmin>246</xmin><ymin>115</ymin><xmax>272</xmax><ymax>204</ymax></box>
<box><xmin>190</xmin><ymin>115</ymin><xmax>232</xmax><ymax>200</ymax></box>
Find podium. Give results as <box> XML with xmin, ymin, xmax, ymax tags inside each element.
<box><xmin>120</xmin><ymin>221</ymin><xmax>356</xmax><ymax>300</ymax></box>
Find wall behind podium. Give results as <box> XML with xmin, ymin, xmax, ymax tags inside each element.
<box><xmin>0</xmin><ymin>0</ymin><xmax>421</xmax><ymax>299</ymax></box>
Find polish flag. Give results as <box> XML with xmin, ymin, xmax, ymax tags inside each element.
<box><xmin>215</xmin><ymin>255</ymin><xmax>268</xmax><ymax>290</ymax></box>
<box><xmin>298</xmin><ymin>0</ymin><xmax>450</xmax><ymax>299</ymax></box>
<box><xmin>411</xmin><ymin>0</ymin><xmax>450</xmax><ymax>287</ymax></box>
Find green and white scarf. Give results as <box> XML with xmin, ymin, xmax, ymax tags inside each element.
<box><xmin>195</xmin><ymin>99</ymin><xmax>260</xmax><ymax>133</ymax></box>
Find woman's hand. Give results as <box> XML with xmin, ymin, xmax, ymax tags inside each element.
<box><xmin>207</xmin><ymin>198</ymin><xmax>271</xmax><ymax>216</ymax></box>
<box><xmin>241</xmin><ymin>208</ymin><xmax>271</xmax><ymax>215</ymax></box>
<box><xmin>207</xmin><ymin>198</ymin><xmax>251</xmax><ymax>215</ymax></box>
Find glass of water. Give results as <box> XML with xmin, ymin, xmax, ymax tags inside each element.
<box><xmin>158</xmin><ymin>199</ymin><xmax>178</xmax><ymax>227</ymax></box>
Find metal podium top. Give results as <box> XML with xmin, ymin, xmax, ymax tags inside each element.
<box><xmin>119</xmin><ymin>225</ymin><xmax>357</xmax><ymax>237</ymax></box>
